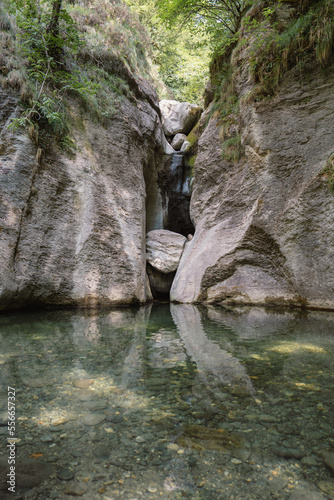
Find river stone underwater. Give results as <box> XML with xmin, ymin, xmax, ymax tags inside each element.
<box><xmin>0</xmin><ymin>304</ymin><xmax>334</xmax><ymax>500</ymax></box>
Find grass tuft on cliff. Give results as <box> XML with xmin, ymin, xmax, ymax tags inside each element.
<box><xmin>241</xmin><ymin>0</ymin><xmax>334</xmax><ymax>100</ymax></box>
<box><xmin>0</xmin><ymin>0</ymin><xmax>163</xmax><ymax>152</ymax></box>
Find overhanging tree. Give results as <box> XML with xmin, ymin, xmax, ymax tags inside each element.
<box><xmin>157</xmin><ymin>0</ymin><xmax>252</xmax><ymax>36</ymax></box>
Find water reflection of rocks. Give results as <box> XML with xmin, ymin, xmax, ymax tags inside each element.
<box><xmin>171</xmin><ymin>304</ymin><xmax>255</xmax><ymax>401</ymax></box>
<box><xmin>0</xmin><ymin>305</ymin><xmax>333</xmax><ymax>499</ymax></box>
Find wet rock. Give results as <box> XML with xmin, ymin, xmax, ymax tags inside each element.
<box><xmin>57</xmin><ymin>469</ymin><xmax>75</xmax><ymax>481</ymax></box>
<box><xmin>171</xmin><ymin>133</ymin><xmax>187</xmax><ymax>151</ymax></box>
<box><xmin>81</xmin><ymin>413</ymin><xmax>106</xmax><ymax>426</ymax></box>
<box><xmin>73</xmin><ymin>379</ymin><xmax>94</xmax><ymax>389</ymax></box>
<box><xmin>0</xmin><ymin>457</ymin><xmax>55</xmax><ymax>492</ymax></box>
<box><xmin>0</xmin><ymin>413</ymin><xmax>8</xmax><ymax>426</ymax></box>
<box><xmin>146</xmin><ymin>377</ymin><xmax>166</xmax><ymax>387</ymax></box>
<box><xmin>93</xmin><ymin>445</ymin><xmax>111</xmax><ymax>460</ymax></box>
<box><xmin>288</xmin><ymin>488</ymin><xmax>325</xmax><ymax>500</ymax></box>
<box><xmin>104</xmin><ymin>411</ymin><xmax>123</xmax><ymax>423</ymax></box>
<box><xmin>146</xmin><ymin>230</ymin><xmax>187</xmax><ymax>273</ymax></box>
<box><xmin>40</xmin><ymin>435</ymin><xmax>54</xmax><ymax>443</ymax></box>
<box><xmin>301</xmin><ymin>456</ymin><xmax>318</xmax><ymax>466</ymax></box>
<box><xmin>320</xmin><ymin>450</ymin><xmax>334</xmax><ymax>472</ymax></box>
<box><xmin>148</xmin><ymin>485</ymin><xmax>158</xmax><ymax>493</ymax></box>
<box><xmin>176</xmin><ymin>424</ymin><xmax>249</xmax><ymax>453</ymax></box>
<box><xmin>318</xmin><ymin>480</ymin><xmax>334</xmax><ymax>497</ymax></box>
<box><xmin>65</xmin><ymin>481</ymin><xmax>88</xmax><ymax>496</ymax></box>
<box><xmin>51</xmin><ymin>417</ymin><xmax>69</xmax><ymax>426</ymax></box>
<box><xmin>269</xmin><ymin>476</ymin><xmax>288</xmax><ymax>492</ymax></box>
<box><xmin>232</xmin><ymin>447</ymin><xmax>251</xmax><ymax>461</ymax></box>
<box><xmin>82</xmin><ymin>400</ymin><xmax>107</xmax><ymax>411</ymax></box>
<box><xmin>23</xmin><ymin>377</ymin><xmax>54</xmax><ymax>388</ymax></box>
<box><xmin>273</xmin><ymin>447</ymin><xmax>305</xmax><ymax>459</ymax></box>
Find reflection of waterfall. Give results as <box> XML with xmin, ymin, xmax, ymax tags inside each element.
<box><xmin>170</xmin><ymin>303</ymin><xmax>255</xmax><ymax>398</ymax></box>
<box><xmin>121</xmin><ymin>305</ymin><xmax>152</xmax><ymax>388</ymax></box>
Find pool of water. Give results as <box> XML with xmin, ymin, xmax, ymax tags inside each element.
<box><xmin>0</xmin><ymin>303</ymin><xmax>334</xmax><ymax>499</ymax></box>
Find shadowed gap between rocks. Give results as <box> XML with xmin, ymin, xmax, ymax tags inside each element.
<box><xmin>144</xmin><ymin>100</ymin><xmax>201</xmax><ymax>301</ymax></box>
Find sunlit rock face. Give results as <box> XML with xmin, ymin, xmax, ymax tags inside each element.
<box><xmin>0</xmin><ymin>84</ymin><xmax>167</xmax><ymax>310</ymax></box>
<box><xmin>171</xmin><ymin>63</ymin><xmax>334</xmax><ymax>309</ymax></box>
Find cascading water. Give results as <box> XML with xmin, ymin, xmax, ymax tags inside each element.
<box><xmin>162</xmin><ymin>152</ymin><xmax>195</xmax><ymax>236</ymax></box>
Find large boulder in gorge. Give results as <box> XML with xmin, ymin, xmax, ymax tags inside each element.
<box><xmin>160</xmin><ymin>100</ymin><xmax>202</xmax><ymax>137</ymax></box>
<box><xmin>146</xmin><ymin>229</ymin><xmax>187</xmax><ymax>274</ymax></box>
<box><xmin>171</xmin><ymin>62</ymin><xmax>334</xmax><ymax>309</ymax></box>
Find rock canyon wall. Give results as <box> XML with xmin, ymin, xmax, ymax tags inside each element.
<box><xmin>171</xmin><ymin>63</ymin><xmax>334</xmax><ymax>309</ymax></box>
<box><xmin>0</xmin><ymin>82</ymin><xmax>167</xmax><ymax>310</ymax></box>
<box><xmin>1</xmin><ymin>51</ymin><xmax>334</xmax><ymax>311</ymax></box>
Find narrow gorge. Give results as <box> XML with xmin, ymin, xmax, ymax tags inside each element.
<box><xmin>1</xmin><ymin>1</ymin><xmax>334</xmax><ymax>499</ymax></box>
<box><xmin>2</xmin><ymin>60</ymin><xmax>334</xmax><ymax>311</ymax></box>
<box><xmin>0</xmin><ymin>0</ymin><xmax>334</xmax><ymax>314</ymax></box>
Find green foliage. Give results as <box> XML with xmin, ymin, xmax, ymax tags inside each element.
<box><xmin>323</xmin><ymin>152</ymin><xmax>334</xmax><ymax>192</ymax></box>
<box><xmin>221</xmin><ymin>135</ymin><xmax>243</xmax><ymax>163</ymax></box>
<box><xmin>1</xmin><ymin>0</ymin><xmax>161</xmax><ymax>151</ymax></box>
<box><xmin>243</xmin><ymin>0</ymin><xmax>334</xmax><ymax>100</ymax></box>
<box><xmin>125</xmin><ymin>0</ymin><xmax>210</xmax><ymax>103</ymax></box>
<box><xmin>157</xmin><ymin>0</ymin><xmax>250</xmax><ymax>36</ymax></box>
<box><xmin>157</xmin><ymin>0</ymin><xmax>252</xmax><ymax>59</ymax></box>
<box><xmin>3</xmin><ymin>0</ymin><xmax>98</xmax><ymax>148</ymax></box>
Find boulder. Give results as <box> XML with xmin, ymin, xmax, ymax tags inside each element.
<box><xmin>159</xmin><ymin>100</ymin><xmax>202</xmax><ymax>137</ymax></box>
<box><xmin>146</xmin><ymin>229</ymin><xmax>187</xmax><ymax>274</ymax></box>
<box><xmin>171</xmin><ymin>133</ymin><xmax>187</xmax><ymax>151</ymax></box>
<box><xmin>180</xmin><ymin>140</ymin><xmax>192</xmax><ymax>153</ymax></box>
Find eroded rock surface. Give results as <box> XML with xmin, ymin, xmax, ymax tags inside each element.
<box><xmin>171</xmin><ymin>64</ymin><xmax>334</xmax><ymax>309</ymax></box>
<box><xmin>0</xmin><ymin>83</ymin><xmax>167</xmax><ymax>310</ymax></box>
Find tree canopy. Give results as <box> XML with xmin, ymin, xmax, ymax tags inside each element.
<box><xmin>158</xmin><ymin>0</ymin><xmax>250</xmax><ymax>34</ymax></box>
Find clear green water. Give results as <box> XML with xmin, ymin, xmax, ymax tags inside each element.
<box><xmin>1</xmin><ymin>304</ymin><xmax>334</xmax><ymax>499</ymax></box>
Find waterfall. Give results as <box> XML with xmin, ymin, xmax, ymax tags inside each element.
<box><xmin>162</xmin><ymin>152</ymin><xmax>194</xmax><ymax>236</ymax></box>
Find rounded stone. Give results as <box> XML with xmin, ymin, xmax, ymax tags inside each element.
<box><xmin>65</xmin><ymin>481</ymin><xmax>88</xmax><ymax>496</ymax></box>
<box><xmin>57</xmin><ymin>469</ymin><xmax>75</xmax><ymax>481</ymax></box>
<box><xmin>81</xmin><ymin>413</ymin><xmax>106</xmax><ymax>426</ymax></box>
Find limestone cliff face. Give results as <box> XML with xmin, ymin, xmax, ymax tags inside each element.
<box><xmin>171</xmin><ymin>63</ymin><xmax>334</xmax><ymax>309</ymax></box>
<box><xmin>0</xmin><ymin>84</ymin><xmax>167</xmax><ymax>310</ymax></box>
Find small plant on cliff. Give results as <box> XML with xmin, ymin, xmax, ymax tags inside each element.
<box><xmin>4</xmin><ymin>0</ymin><xmax>98</xmax><ymax>150</ymax></box>
<box><xmin>2</xmin><ymin>0</ymin><xmax>158</xmax><ymax>151</ymax></box>
<box><xmin>322</xmin><ymin>152</ymin><xmax>334</xmax><ymax>192</ymax></box>
<box><xmin>243</xmin><ymin>0</ymin><xmax>334</xmax><ymax>100</ymax></box>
